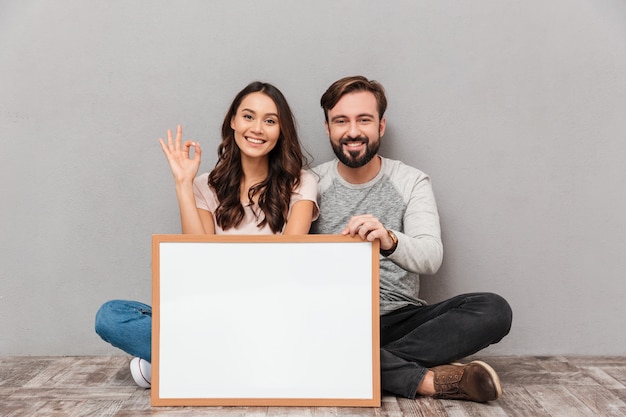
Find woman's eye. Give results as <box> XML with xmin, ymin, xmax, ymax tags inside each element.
<box><xmin>243</xmin><ymin>114</ymin><xmax>253</xmax><ymax>120</ymax></box>
<box><xmin>265</xmin><ymin>119</ymin><xmax>277</xmax><ymax>125</ymax></box>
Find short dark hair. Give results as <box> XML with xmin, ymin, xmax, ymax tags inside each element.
<box><xmin>320</xmin><ymin>75</ymin><xmax>387</xmax><ymax>122</ymax></box>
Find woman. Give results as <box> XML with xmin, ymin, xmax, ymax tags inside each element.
<box><xmin>95</xmin><ymin>82</ymin><xmax>318</xmax><ymax>388</ymax></box>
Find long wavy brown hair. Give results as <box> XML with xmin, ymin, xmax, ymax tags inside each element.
<box><xmin>208</xmin><ymin>82</ymin><xmax>307</xmax><ymax>233</ymax></box>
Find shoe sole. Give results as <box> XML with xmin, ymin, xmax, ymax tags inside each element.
<box><xmin>452</xmin><ymin>360</ymin><xmax>502</xmax><ymax>400</ymax></box>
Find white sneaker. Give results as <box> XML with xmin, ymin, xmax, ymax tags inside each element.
<box><xmin>129</xmin><ymin>357</ymin><xmax>151</xmax><ymax>388</ymax></box>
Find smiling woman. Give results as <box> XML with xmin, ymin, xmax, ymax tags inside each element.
<box><xmin>231</xmin><ymin>92</ymin><xmax>281</xmax><ymax>159</ymax></box>
<box><xmin>207</xmin><ymin>82</ymin><xmax>317</xmax><ymax>235</ymax></box>
<box><xmin>94</xmin><ymin>81</ymin><xmax>319</xmax><ymax>388</ymax></box>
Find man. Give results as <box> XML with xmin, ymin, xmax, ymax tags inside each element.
<box><xmin>310</xmin><ymin>76</ymin><xmax>512</xmax><ymax>402</ymax></box>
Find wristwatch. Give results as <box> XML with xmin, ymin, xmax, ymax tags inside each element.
<box><xmin>380</xmin><ymin>229</ymin><xmax>398</xmax><ymax>257</ymax></box>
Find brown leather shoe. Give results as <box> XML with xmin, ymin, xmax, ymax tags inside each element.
<box><xmin>430</xmin><ymin>361</ymin><xmax>502</xmax><ymax>402</ymax></box>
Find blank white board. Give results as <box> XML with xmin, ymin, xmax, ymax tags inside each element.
<box><xmin>151</xmin><ymin>234</ymin><xmax>380</xmax><ymax>407</ymax></box>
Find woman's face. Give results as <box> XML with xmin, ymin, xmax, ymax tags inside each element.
<box><xmin>230</xmin><ymin>92</ymin><xmax>280</xmax><ymax>160</ymax></box>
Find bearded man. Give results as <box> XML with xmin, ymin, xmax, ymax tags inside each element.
<box><xmin>310</xmin><ymin>75</ymin><xmax>512</xmax><ymax>403</ymax></box>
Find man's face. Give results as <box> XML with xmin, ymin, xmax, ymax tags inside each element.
<box><xmin>325</xmin><ymin>91</ymin><xmax>386</xmax><ymax>168</ymax></box>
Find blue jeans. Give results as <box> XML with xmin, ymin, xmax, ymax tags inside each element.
<box><xmin>95</xmin><ymin>300</ymin><xmax>153</xmax><ymax>362</ymax></box>
<box><xmin>95</xmin><ymin>293</ymin><xmax>512</xmax><ymax>398</ymax></box>
<box><xmin>381</xmin><ymin>292</ymin><xmax>512</xmax><ymax>399</ymax></box>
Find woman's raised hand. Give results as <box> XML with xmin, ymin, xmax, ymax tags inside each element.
<box><xmin>158</xmin><ymin>125</ymin><xmax>202</xmax><ymax>185</ymax></box>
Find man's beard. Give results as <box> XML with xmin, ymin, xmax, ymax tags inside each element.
<box><xmin>331</xmin><ymin>136</ymin><xmax>380</xmax><ymax>168</ymax></box>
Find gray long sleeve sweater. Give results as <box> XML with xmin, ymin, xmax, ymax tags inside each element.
<box><xmin>310</xmin><ymin>157</ymin><xmax>443</xmax><ymax>315</ymax></box>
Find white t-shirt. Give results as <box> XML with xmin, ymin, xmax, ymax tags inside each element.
<box><xmin>193</xmin><ymin>170</ymin><xmax>319</xmax><ymax>234</ymax></box>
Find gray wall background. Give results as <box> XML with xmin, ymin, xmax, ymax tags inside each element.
<box><xmin>1</xmin><ymin>0</ymin><xmax>625</xmax><ymax>357</ymax></box>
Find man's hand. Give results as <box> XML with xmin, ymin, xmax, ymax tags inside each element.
<box><xmin>341</xmin><ymin>214</ymin><xmax>396</xmax><ymax>251</ymax></box>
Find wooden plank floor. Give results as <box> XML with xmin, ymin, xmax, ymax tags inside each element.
<box><xmin>1</xmin><ymin>356</ymin><xmax>625</xmax><ymax>416</ymax></box>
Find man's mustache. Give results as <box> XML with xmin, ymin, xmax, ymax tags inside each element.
<box><xmin>339</xmin><ymin>136</ymin><xmax>369</xmax><ymax>145</ymax></box>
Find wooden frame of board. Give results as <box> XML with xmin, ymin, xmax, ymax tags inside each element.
<box><xmin>151</xmin><ymin>234</ymin><xmax>380</xmax><ymax>407</ymax></box>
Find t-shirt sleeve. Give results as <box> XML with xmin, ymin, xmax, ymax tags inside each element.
<box><xmin>290</xmin><ymin>170</ymin><xmax>320</xmax><ymax>221</ymax></box>
<box><xmin>193</xmin><ymin>173</ymin><xmax>218</xmax><ymax>212</ymax></box>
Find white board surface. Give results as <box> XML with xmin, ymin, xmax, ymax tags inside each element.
<box><xmin>151</xmin><ymin>235</ymin><xmax>380</xmax><ymax>407</ymax></box>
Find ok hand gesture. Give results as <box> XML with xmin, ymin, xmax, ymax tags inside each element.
<box><xmin>158</xmin><ymin>125</ymin><xmax>202</xmax><ymax>185</ymax></box>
